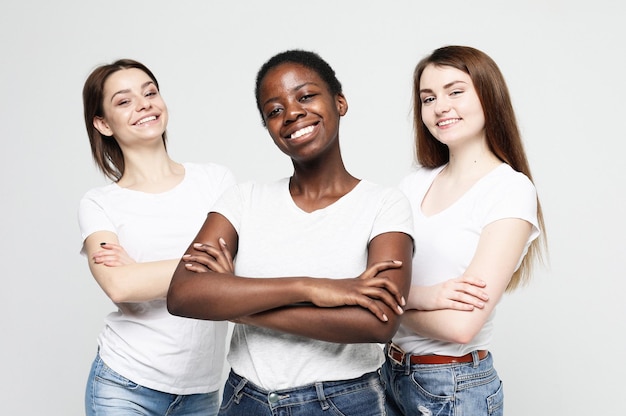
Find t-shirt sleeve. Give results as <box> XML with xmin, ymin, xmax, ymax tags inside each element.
<box><xmin>77</xmin><ymin>190</ymin><xmax>115</xmax><ymax>255</ymax></box>
<box><xmin>370</xmin><ymin>187</ymin><xmax>415</xmax><ymax>244</ymax></box>
<box><xmin>210</xmin><ymin>182</ymin><xmax>247</xmax><ymax>233</ymax></box>
<box><xmin>482</xmin><ymin>173</ymin><xmax>540</xmax><ymax>244</ymax></box>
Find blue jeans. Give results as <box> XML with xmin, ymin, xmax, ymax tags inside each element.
<box><xmin>218</xmin><ymin>369</ymin><xmax>386</xmax><ymax>416</ymax></box>
<box><xmin>85</xmin><ymin>353</ymin><xmax>220</xmax><ymax>416</ymax></box>
<box><xmin>381</xmin><ymin>349</ymin><xmax>503</xmax><ymax>416</ymax></box>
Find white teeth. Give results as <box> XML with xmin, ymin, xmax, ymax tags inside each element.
<box><xmin>438</xmin><ymin>119</ymin><xmax>459</xmax><ymax>127</ymax></box>
<box><xmin>136</xmin><ymin>116</ymin><xmax>156</xmax><ymax>125</ymax></box>
<box><xmin>290</xmin><ymin>125</ymin><xmax>314</xmax><ymax>139</ymax></box>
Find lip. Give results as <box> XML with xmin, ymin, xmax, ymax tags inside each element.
<box><xmin>133</xmin><ymin>113</ymin><xmax>160</xmax><ymax>126</ymax></box>
<box><xmin>436</xmin><ymin>117</ymin><xmax>461</xmax><ymax>128</ymax></box>
<box><xmin>283</xmin><ymin>122</ymin><xmax>319</xmax><ymax>140</ymax></box>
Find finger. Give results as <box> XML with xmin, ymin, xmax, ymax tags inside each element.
<box><xmin>361</xmin><ymin>285</ymin><xmax>404</xmax><ymax>315</ymax></box>
<box><xmin>354</xmin><ymin>297</ymin><xmax>389</xmax><ymax>322</ymax></box>
<box><xmin>362</xmin><ymin>276</ymin><xmax>405</xmax><ymax>308</ymax></box>
<box><xmin>218</xmin><ymin>238</ymin><xmax>235</xmax><ymax>272</ymax></box>
<box><xmin>360</xmin><ymin>260</ymin><xmax>403</xmax><ymax>280</ymax></box>
<box><xmin>447</xmin><ymin>300</ymin><xmax>475</xmax><ymax>311</ymax></box>
<box><xmin>184</xmin><ymin>263</ymin><xmax>209</xmax><ymax>273</ymax></box>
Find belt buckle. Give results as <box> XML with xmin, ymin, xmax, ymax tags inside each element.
<box><xmin>387</xmin><ymin>342</ymin><xmax>406</xmax><ymax>365</ymax></box>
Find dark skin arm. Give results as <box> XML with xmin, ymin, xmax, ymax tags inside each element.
<box><xmin>182</xmin><ymin>229</ymin><xmax>414</xmax><ymax>344</ymax></box>
<box><xmin>167</xmin><ymin>213</ymin><xmax>410</xmax><ymax>326</ymax></box>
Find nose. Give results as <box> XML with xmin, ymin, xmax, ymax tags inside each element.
<box><xmin>136</xmin><ymin>95</ymin><xmax>151</xmax><ymax>112</ymax></box>
<box><xmin>434</xmin><ymin>96</ymin><xmax>450</xmax><ymax>115</ymax></box>
<box><xmin>283</xmin><ymin>99</ymin><xmax>305</xmax><ymax>124</ymax></box>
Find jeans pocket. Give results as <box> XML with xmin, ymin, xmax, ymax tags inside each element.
<box><xmin>94</xmin><ymin>359</ymin><xmax>139</xmax><ymax>390</ymax></box>
<box><xmin>486</xmin><ymin>381</ymin><xmax>504</xmax><ymax>415</ymax></box>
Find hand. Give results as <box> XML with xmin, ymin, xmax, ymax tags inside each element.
<box><xmin>307</xmin><ymin>260</ymin><xmax>405</xmax><ymax>322</ymax></box>
<box><xmin>406</xmin><ymin>275</ymin><xmax>489</xmax><ymax>311</ymax></box>
<box><xmin>92</xmin><ymin>242</ymin><xmax>135</xmax><ymax>267</ymax></box>
<box><xmin>183</xmin><ymin>237</ymin><xmax>234</xmax><ymax>274</ymax></box>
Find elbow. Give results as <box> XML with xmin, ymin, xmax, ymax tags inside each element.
<box><xmin>104</xmin><ymin>283</ymin><xmax>131</xmax><ymax>304</ymax></box>
<box><xmin>371</xmin><ymin>317</ymin><xmax>402</xmax><ymax>344</ymax></box>
<box><xmin>447</xmin><ymin>325</ymin><xmax>481</xmax><ymax>345</ymax></box>
<box><xmin>166</xmin><ymin>285</ymin><xmax>186</xmax><ymax>317</ymax></box>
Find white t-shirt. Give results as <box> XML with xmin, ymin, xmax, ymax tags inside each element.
<box><xmin>392</xmin><ymin>163</ymin><xmax>540</xmax><ymax>356</ymax></box>
<box><xmin>213</xmin><ymin>178</ymin><xmax>414</xmax><ymax>390</ymax></box>
<box><xmin>78</xmin><ymin>162</ymin><xmax>236</xmax><ymax>395</ymax></box>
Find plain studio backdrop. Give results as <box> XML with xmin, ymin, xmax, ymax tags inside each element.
<box><xmin>1</xmin><ymin>1</ymin><xmax>623</xmax><ymax>415</ymax></box>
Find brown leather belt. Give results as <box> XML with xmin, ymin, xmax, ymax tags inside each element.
<box><xmin>387</xmin><ymin>342</ymin><xmax>488</xmax><ymax>365</ymax></box>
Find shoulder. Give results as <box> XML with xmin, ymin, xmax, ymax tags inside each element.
<box><xmin>79</xmin><ymin>182</ymin><xmax>118</xmax><ymax>204</ymax></box>
<box><xmin>486</xmin><ymin>164</ymin><xmax>536</xmax><ymax>197</ymax></box>
<box><xmin>398</xmin><ymin>165</ymin><xmax>442</xmax><ymax>195</ymax></box>
<box><xmin>183</xmin><ymin>162</ymin><xmax>235</xmax><ymax>180</ymax></box>
<box><xmin>357</xmin><ymin>180</ymin><xmax>411</xmax><ymax>209</ymax></box>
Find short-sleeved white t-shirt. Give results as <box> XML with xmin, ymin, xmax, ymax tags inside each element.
<box><xmin>213</xmin><ymin>178</ymin><xmax>414</xmax><ymax>390</ymax></box>
<box><xmin>78</xmin><ymin>162</ymin><xmax>236</xmax><ymax>394</ymax></box>
<box><xmin>392</xmin><ymin>163</ymin><xmax>540</xmax><ymax>356</ymax></box>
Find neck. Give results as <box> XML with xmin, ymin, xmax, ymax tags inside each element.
<box><xmin>118</xmin><ymin>144</ymin><xmax>182</xmax><ymax>189</ymax></box>
<box><xmin>445</xmin><ymin>140</ymin><xmax>501</xmax><ymax>179</ymax></box>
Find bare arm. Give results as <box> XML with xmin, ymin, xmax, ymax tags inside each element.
<box><xmin>401</xmin><ymin>218</ymin><xmax>532</xmax><ymax>344</ymax></box>
<box><xmin>230</xmin><ymin>232</ymin><xmax>413</xmax><ymax>343</ymax></box>
<box><xmin>167</xmin><ymin>214</ymin><xmax>411</xmax><ymax>327</ymax></box>
<box><xmin>84</xmin><ymin>231</ymin><xmax>178</xmax><ymax>303</ymax></box>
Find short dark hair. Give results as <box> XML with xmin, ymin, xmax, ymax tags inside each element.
<box><xmin>254</xmin><ymin>50</ymin><xmax>342</xmax><ymax>125</ymax></box>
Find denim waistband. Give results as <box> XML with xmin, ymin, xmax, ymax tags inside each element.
<box><xmin>226</xmin><ymin>369</ymin><xmax>381</xmax><ymax>408</ymax></box>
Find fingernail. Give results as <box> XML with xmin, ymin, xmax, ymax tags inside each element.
<box><xmin>100</xmin><ymin>242</ymin><xmax>106</xmax><ymax>246</ymax></box>
<box><xmin>219</xmin><ymin>237</ymin><xmax>226</xmax><ymax>246</ymax></box>
<box><xmin>382</xmin><ymin>314</ymin><xmax>389</xmax><ymax>322</ymax></box>
<box><xmin>182</xmin><ymin>254</ymin><xmax>190</xmax><ymax>258</ymax></box>
<box><xmin>185</xmin><ymin>263</ymin><xmax>193</xmax><ymax>267</ymax></box>
<box><xmin>397</xmin><ymin>305</ymin><xmax>404</xmax><ymax>314</ymax></box>
<box><xmin>401</xmin><ymin>296</ymin><xmax>406</xmax><ymax>306</ymax></box>
<box><xmin>193</xmin><ymin>243</ymin><xmax>202</xmax><ymax>247</ymax></box>
<box><xmin>393</xmin><ymin>260</ymin><xmax>402</xmax><ymax>264</ymax></box>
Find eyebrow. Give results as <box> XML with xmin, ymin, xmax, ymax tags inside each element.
<box><xmin>110</xmin><ymin>81</ymin><xmax>155</xmax><ymax>102</ymax></box>
<box><xmin>262</xmin><ymin>81</ymin><xmax>320</xmax><ymax>108</ymax></box>
<box><xmin>419</xmin><ymin>80</ymin><xmax>467</xmax><ymax>95</ymax></box>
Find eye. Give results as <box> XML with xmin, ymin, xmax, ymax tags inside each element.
<box><xmin>299</xmin><ymin>93</ymin><xmax>316</xmax><ymax>102</ymax></box>
<box><xmin>450</xmin><ymin>89</ymin><xmax>464</xmax><ymax>97</ymax></box>
<box><xmin>116</xmin><ymin>99</ymin><xmax>130</xmax><ymax>106</ymax></box>
<box><xmin>421</xmin><ymin>96</ymin><xmax>435</xmax><ymax>105</ymax></box>
<box><xmin>145</xmin><ymin>89</ymin><xmax>159</xmax><ymax>97</ymax></box>
<box><xmin>266</xmin><ymin>107</ymin><xmax>282</xmax><ymax>119</ymax></box>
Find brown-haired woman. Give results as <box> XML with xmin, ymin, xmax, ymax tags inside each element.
<box><xmin>79</xmin><ymin>59</ymin><xmax>236</xmax><ymax>416</ymax></box>
<box><xmin>381</xmin><ymin>45</ymin><xmax>547</xmax><ymax>415</ymax></box>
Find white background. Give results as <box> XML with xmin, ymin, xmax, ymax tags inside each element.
<box><xmin>1</xmin><ymin>1</ymin><xmax>624</xmax><ymax>415</ymax></box>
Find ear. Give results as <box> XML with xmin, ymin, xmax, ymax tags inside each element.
<box><xmin>93</xmin><ymin>116</ymin><xmax>113</xmax><ymax>137</ymax></box>
<box><xmin>336</xmin><ymin>93</ymin><xmax>348</xmax><ymax>116</ymax></box>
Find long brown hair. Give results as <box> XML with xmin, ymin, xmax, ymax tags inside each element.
<box><xmin>82</xmin><ymin>59</ymin><xmax>167</xmax><ymax>181</ymax></box>
<box><xmin>413</xmin><ymin>45</ymin><xmax>547</xmax><ymax>290</ymax></box>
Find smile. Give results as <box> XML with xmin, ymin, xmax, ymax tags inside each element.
<box><xmin>290</xmin><ymin>125</ymin><xmax>315</xmax><ymax>139</ymax></box>
<box><xmin>437</xmin><ymin>118</ymin><xmax>460</xmax><ymax>127</ymax></box>
<box><xmin>135</xmin><ymin>115</ymin><xmax>157</xmax><ymax>125</ymax></box>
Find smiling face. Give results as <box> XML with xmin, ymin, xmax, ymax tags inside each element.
<box><xmin>258</xmin><ymin>62</ymin><xmax>347</xmax><ymax>163</ymax></box>
<box><xmin>93</xmin><ymin>68</ymin><xmax>168</xmax><ymax>147</ymax></box>
<box><xmin>418</xmin><ymin>64</ymin><xmax>485</xmax><ymax>149</ymax></box>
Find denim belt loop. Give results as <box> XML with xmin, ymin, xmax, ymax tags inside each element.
<box><xmin>315</xmin><ymin>382</ymin><xmax>330</xmax><ymax>410</ymax></box>
<box><xmin>233</xmin><ymin>377</ymin><xmax>248</xmax><ymax>404</ymax></box>
<box><xmin>471</xmin><ymin>350</ymin><xmax>480</xmax><ymax>368</ymax></box>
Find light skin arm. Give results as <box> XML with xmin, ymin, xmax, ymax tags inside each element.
<box><xmin>166</xmin><ymin>213</ymin><xmax>410</xmax><ymax>328</ymax></box>
<box><xmin>84</xmin><ymin>230</ymin><xmax>178</xmax><ymax>303</ymax></box>
<box><xmin>401</xmin><ymin>218</ymin><xmax>533</xmax><ymax>344</ymax></box>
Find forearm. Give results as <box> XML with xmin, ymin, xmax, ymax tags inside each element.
<box><xmin>167</xmin><ymin>264</ymin><xmax>317</xmax><ymax>321</ymax></box>
<box><xmin>401</xmin><ymin>308</ymin><xmax>486</xmax><ymax>344</ymax></box>
<box><xmin>241</xmin><ymin>303</ymin><xmax>400</xmax><ymax>343</ymax></box>
<box><xmin>92</xmin><ymin>259</ymin><xmax>178</xmax><ymax>303</ymax></box>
